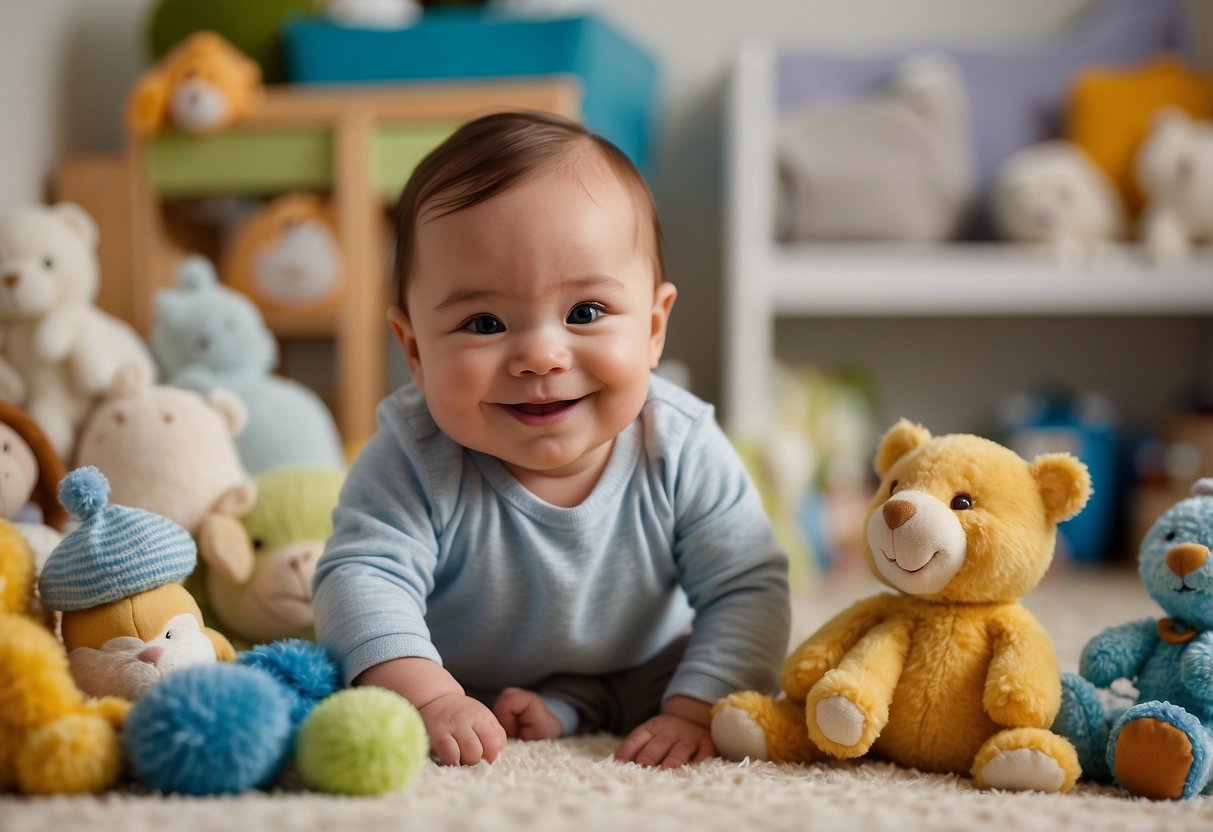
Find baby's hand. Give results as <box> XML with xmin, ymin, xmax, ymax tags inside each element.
<box><xmin>420</xmin><ymin>691</ymin><xmax>508</xmax><ymax>766</ymax></box>
<box><xmin>615</xmin><ymin>695</ymin><xmax>715</xmax><ymax>769</ymax></box>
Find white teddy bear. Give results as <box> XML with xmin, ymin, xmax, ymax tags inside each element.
<box><xmin>993</xmin><ymin>141</ymin><xmax>1126</xmax><ymax>264</ymax></box>
<box><xmin>0</xmin><ymin>203</ymin><xmax>154</xmax><ymax>458</ymax></box>
<box><xmin>1136</xmin><ymin>108</ymin><xmax>1213</xmax><ymax>267</ymax></box>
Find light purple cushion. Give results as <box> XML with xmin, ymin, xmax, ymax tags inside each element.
<box><xmin>775</xmin><ymin>0</ymin><xmax>1187</xmax><ymax>234</ymax></box>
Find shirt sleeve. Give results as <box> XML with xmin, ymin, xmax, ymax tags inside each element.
<box><xmin>664</xmin><ymin>409</ymin><xmax>791</xmax><ymax>705</ymax></box>
<box><xmin>312</xmin><ymin>422</ymin><xmax>445</xmax><ymax>685</ymax></box>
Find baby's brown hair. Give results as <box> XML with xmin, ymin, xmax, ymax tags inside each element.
<box><xmin>393</xmin><ymin>111</ymin><xmax>664</xmax><ymax>308</ymax></box>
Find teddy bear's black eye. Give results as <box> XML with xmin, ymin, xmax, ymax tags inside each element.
<box><xmin>889</xmin><ymin>479</ymin><xmax>899</xmax><ymax>496</ymax></box>
<box><xmin>252</xmin><ymin>538</ymin><xmax>265</xmax><ymax>551</ymax></box>
<box><xmin>43</xmin><ymin>256</ymin><xmax>53</xmax><ymax>270</ymax></box>
<box><xmin>1165</xmin><ymin>530</ymin><xmax>1178</xmax><ymax>542</ymax></box>
<box><xmin>164</xmin><ymin>630</ymin><xmax>173</xmax><ymax>640</ymax></box>
<box><xmin>950</xmin><ymin>493</ymin><xmax>973</xmax><ymax>511</ymax></box>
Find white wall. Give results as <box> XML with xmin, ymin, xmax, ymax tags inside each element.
<box><xmin>1</xmin><ymin>0</ymin><xmax>1207</xmax><ymax>430</ymax></box>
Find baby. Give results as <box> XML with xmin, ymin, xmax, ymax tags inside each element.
<box><xmin>313</xmin><ymin>111</ymin><xmax>790</xmax><ymax>769</ymax></box>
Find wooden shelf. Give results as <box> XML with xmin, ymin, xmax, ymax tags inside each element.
<box><xmin>765</xmin><ymin>243</ymin><xmax>1213</xmax><ymax>317</ymax></box>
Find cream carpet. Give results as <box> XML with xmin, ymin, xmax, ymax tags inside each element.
<box><xmin>6</xmin><ymin>567</ymin><xmax>1213</xmax><ymax>832</ymax></box>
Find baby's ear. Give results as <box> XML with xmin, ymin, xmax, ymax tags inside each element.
<box><xmin>1029</xmin><ymin>452</ymin><xmax>1092</xmax><ymax>524</ymax></box>
<box><xmin>874</xmin><ymin>419</ymin><xmax>932</xmax><ymax>478</ymax></box>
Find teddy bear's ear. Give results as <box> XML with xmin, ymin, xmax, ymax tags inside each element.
<box><xmin>108</xmin><ymin>361</ymin><xmax>153</xmax><ymax>399</ymax></box>
<box><xmin>1029</xmin><ymin>452</ymin><xmax>1092</xmax><ymax>524</ymax></box>
<box><xmin>198</xmin><ymin>512</ymin><xmax>254</xmax><ymax>584</ymax></box>
<box><xmin>874</xmin><ymin>418</ymin><xmax>932</xmax><ymax>477</ymax></box>
<box><xmin>176</xmin><ymin>255</ymin><xmax>219</xmax><ymax>292</ymax></box>
<box><xmin>205</xmin><ymin>387</ymin><xmax>248</xmax><ymax>437</ymax></box>
<box><xmin>51</xmin><ymin>203</ymin><xmax>98</xmax><ymax>248</ymax></box>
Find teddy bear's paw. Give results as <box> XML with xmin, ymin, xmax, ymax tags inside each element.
<box><xmin>815</xmin><ymin>695</ymin><xmax>866</xmax><ymax>748</ymax></box>
<box><xmin>978</xmin><ymin>748</ymin><xmax>1066</xmax><ymax>793</ymax></box>
<box><xmin>710</xmin><ymin>704</ymin><xmax>770</xmax><ymax>762</ymax></box>
<box><xmin>1110</xmin><ymin>703</ymin><xmax>1213</xmax><ymax>800</ymax></box>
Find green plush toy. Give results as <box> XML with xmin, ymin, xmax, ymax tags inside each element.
<box><xmin>196</xmin><ymin>467</ymin><xmax>345</xmax><ymax>645</ymax></box>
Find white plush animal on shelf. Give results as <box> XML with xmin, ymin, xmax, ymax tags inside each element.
<box><xmin>0</xmin><ymin>203</ymin><xmax>155</xmax><ymax>458</ymax></box>
<box><xmin>993</xmin><ymin>141</ymin><xmax>1126</xmax><ymax>264</ymax></box>
<box><xmin>1136</xmin><ymin>108</ymin><xmax>1213</xmax><ymax>267</ymax></box>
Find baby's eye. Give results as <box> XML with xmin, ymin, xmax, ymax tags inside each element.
<box><xmin>462</xmin><ymin>315</ymin><xmax>504</xmax><ymax>335</ymax></box>
<box><xmin>566</xmin><ymin>302</ymin><xmax>605</xmax><ymax>325</ymax></box>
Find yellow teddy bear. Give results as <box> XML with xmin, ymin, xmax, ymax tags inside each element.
<box><xmin>0</xmin><ymin>519</ymin><xmax>128</xmax><ymax>795</ymax></box>
<box><xmin>712</xmin><ymin>419</ymin><xmax>1091</xmax><ymax>793</ymax></box>
<box><xmin>126</xmin><ymin>31</ymin><xmax>263</xmax><ymax>137</ymax></box>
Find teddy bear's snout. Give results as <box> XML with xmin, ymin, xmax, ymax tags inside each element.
<box><xmin>1166</xmin><ymin>542</ymin><xmax>1209</xmax><ymax>577</ymax></box>
<box><xmin>883</xmin><ymin>499</ymin><xmax>917</xmax><ymax>530</ymax></box>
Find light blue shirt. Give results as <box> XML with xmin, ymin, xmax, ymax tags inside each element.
<box><xmin>313</xmin><ymin>375</ymin><xmax>790</xmax><ymax>707</ymax></box>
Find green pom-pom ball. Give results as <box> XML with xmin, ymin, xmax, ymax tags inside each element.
<box><xmin>296</xmin><ymin>688</ymin><xmax>428</xmax><ymax>795</ymax></box>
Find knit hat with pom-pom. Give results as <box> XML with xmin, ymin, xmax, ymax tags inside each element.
<box><xmin>38</xmin><ymin>466</ymin><xmax>198</xmax><ymax>612</ymax></box>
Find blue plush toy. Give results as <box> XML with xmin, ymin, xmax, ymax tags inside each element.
<box><xmin>1054</xmin><ymin>478</ymin><xmax>1213</xmax><ymax>800</ymax></box>
<box><xmin>149</xmin><ymin>256</ymin><xmax>345</xmax><ymax>474</ymax></box>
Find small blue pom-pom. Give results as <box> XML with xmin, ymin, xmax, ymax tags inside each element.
<box><xmin>239</xmin><ymin>639</ymin><xmax>342</xmax><ymax>729</ymax></box>
<box><xmin>125</xmin><ymin>664</ymin><xmax>293</xmax><ymax>795</ymax></box>
<box><xmin>176</xmin><ymin>254</ymin><xmax>218</xmax><ymax>292</ymax></box>
<box><xmin>58</xmin><ymin>466</ymin><xmax>110</xmax><ymax>520</ymax></box>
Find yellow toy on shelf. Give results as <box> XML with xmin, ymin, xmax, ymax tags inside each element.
<box><xmin>0</xmin><ymin>519</ymin><xmax>128</xmax><ymax>795</ymax></box>
<box><xmin>712</xmin><ymin>419</ymin><xmax>1091</xmax><ymax>793</ymax></box>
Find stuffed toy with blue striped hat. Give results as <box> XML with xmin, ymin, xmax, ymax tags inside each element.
<box><xmin>38</xmin><ymin>466</ymin><xmax>235</xmax><ymax>700</ymax></box>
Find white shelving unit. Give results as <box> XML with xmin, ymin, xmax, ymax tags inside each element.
<box><xmin>724</xmin><ymin>39</ymin><xmax>1213</xmax><ymax>436</ymax></box>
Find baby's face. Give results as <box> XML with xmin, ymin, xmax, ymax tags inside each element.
<box><xmin>394</xmin><ymin>156</ymin><xmax>675</xmax><ymax>488</ymax></box>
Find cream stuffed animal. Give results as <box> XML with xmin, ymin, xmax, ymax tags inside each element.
<box><xmin>74</xmin><ymin>362</ymin><xmax>256</xmax><ymax>537</ymax></box>
<box><xmin>0</xmin><ymin>203</ymin><xmax>154</xmax><ymax>458</ymax></box>
<box><xmin>1137</xmin><ymin>109</ymin><xmax>1213</xmax><ymax>266</ymax></box>
<box><xmin>993</xmin><ymin>141</ymin><xmax>1126</xmax><ymax>264</ymax></box>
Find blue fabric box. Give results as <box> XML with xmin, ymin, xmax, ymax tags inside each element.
<box><xmin>283</xmin><ymin>10</ymin><xmax>659</xmax><ymax>174</ymax></box>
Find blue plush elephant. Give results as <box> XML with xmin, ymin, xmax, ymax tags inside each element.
<box><xmin>1054</xmin><ymin>478</ymin><xmax>1213</xmax><ymax>799</ymax></box>
<box><xmin>150</xmin><ymin>256</ymin><xmax>346</xmax><ymax>474</ymax></box>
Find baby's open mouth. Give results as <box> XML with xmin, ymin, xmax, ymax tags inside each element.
<box><xmin>508</xmin><ymin>400</ymin><xmax>577</xmax><ymax>416</ymax></box>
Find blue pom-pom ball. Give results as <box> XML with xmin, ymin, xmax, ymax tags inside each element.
<box><xmin>125</xmin><ymin>664</ymin><xmax>293</xmax><ymax>795</ymax></box>
<box><xmin>58</xmin><ymin>466</ymin><xmax>110</xmax><ymax>520</ymax></box>
<box><xmin>238</xmin><ymin>639</ymin><xmax>342</xmax><ymax>729</ymax></box>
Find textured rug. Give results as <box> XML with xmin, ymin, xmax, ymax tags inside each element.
<box><xmin>6</xmin><ymin>567</ymin><xmax>1213</xmax><ymax>832</ymax></box>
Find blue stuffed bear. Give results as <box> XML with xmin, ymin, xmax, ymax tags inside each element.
<box><xmin>150</xmin><ymin>256</ymin><xmax>345</xmax><ymax>474</ymax></box>
<box><xmin>1054</xmin><ymin>478</ymin><xmax>1213</xmax><ymax>800</ymax></box>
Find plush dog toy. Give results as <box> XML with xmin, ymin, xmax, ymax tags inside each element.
<box><xmin>0</xmin><ymin>519</ymin><xmax>129</xmax><ymax>794</ymax></box>
<box><xmin>0</xmin><ymin>203</ymin><xmax>155</xmax><ymax>458</ymax></box>
<box><xmin>150</xmin><ymin>256</ymin><xmax>345</xmax><ymax>474</ymax></box>
<box><xmin>74</xmin><ymin>362</ymin><xmax>256</xmax><ymax>538</ymax></box>
<box><xmin>38</xmin><ymin>467</ymin><xmax>235</xmax><ymax>701</ymax></box>
<box><xmin>222</xmin><ymin>193</ymin><xmax>344</xmax><ymax>315</ymax></box>
<box><xmin>197</xmin><ymin>466</ymin><xmax>345</xmax><ymax>644</ymax></box>
<box><xmin>712</xmin><ymin>419</ymin><xmax>1090</xmax><ymax>792</ymax></box>
<box><xmin>126</xmin><ymin>31</ymin><xmax>263</xmax><ymax>137</ymax></box>
<box><xmin>1136</xmin><ymin>109</ymin><xmax>1213</xmax><ymax>266</ymax></box>
<box><xmin>1054</xmin><ymin>478</ymin><xmax>1213</xmax><ymax>800</ymax></box>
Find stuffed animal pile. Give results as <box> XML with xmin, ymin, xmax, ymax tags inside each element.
<box><xmin>1054</xmin><ymin>478</ymin><xmax>1213</xmax><ymax>800</ymax></box>
<box><xmin>711</xmin><ymin>419</ymin><xmax>1091</xmax><ymax>793</ymax></box>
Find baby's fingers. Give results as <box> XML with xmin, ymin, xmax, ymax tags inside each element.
<box><xmin>614</xmin><ymin>726</ymin><xmax>653</xmax><ymax>764</ymax></box>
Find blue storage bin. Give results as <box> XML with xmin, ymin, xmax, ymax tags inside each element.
<box><xmin>283</xmin><ymin>10</ymin><xmax>659</xmax><ymax>175</ymax></box>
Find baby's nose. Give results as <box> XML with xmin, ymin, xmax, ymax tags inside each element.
<box><xmin>509</xmin><ymin>332</ymin><xmax>571</xmax><ymax>376</ymax></box>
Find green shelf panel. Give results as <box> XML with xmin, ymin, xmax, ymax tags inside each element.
<box><xmin>146</xmin><ymin>130</ymin><xmax>333</xmax><ymax>196</ymax></box>
<box><xmin>371</xmin><ymin>123</ymin><xmax>457</xmax><ymax>199</ymax></box>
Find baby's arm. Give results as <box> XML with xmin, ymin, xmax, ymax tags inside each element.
<box><xmin>615</xmin><ymin>695</ymin><xmax>714</xmax><ymax>769</ymax></box>
<box><xmin>357</xmin><ymin>656</ymin><xmax>506</xmax><ymax>766</ymax></box>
